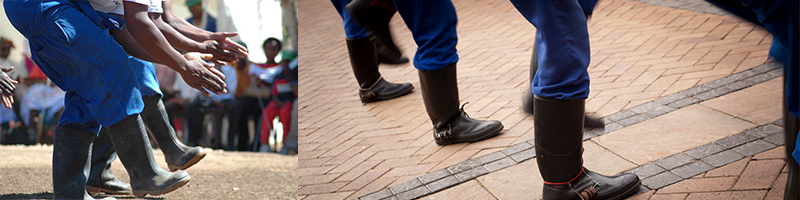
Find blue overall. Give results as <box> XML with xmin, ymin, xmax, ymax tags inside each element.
<box><xmin>705</xmin><ymin>0</ymin><xmax>799</xmax><ymax>164</ymax></box>
<box><xmin>384</xmin><ymin>0</ymin><xmax>460</xmax><ymax>71</ymax></box>
<box><xmin>330</xmin><ymin>0</ymin><xmax>371</xmax><ymax>39</ymax></box>
<box><xmin>129</xmin><ymin>56</ymin><xmax>162</xmax><ymax>97</ymax></box>
<box><xmin>509</xmin><ymin>0</ymin><xmax>598</xmax><ymax>100</ymax></box>
<box><xmin>4</xmin><ymin>0</ymin><xmax>144</xmax><ymax>135</ymax></box>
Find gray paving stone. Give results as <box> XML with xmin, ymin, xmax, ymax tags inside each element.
<box><xmin>627</xmin><ymin>163</ymin><xmax>665</xmax><ymax>179</ymax></box>
<box><xmin>618</xmin><ymin>114</ymin><xmax>650</xmax><ymax>126</ymax></box>
<box><xmin>606</xmin><ymin>110</ymin><xmax>638</xmax><ymax>122</ymax></box>
<box><xmin>728</xmin><ymin>70</ymin><xmax>758</xmax><ymax>81</ymax></box>
<box><xmin>767</xmin><ymin>68</ymin><xmax>784</xmax><ymax>77</ymax></box>
<box><xmin>583</xmin><ymin>129</ymin><xmax>599</xmax><ymax>140</ymax></box>
<box><xmin>424</xmin><ymin>176</ymin><xmax>459</xmax><ymax>193</ymax></box>
<box><xmin>684</xmin><ymin>143</ymin><xmax>726</xmax><ymax>159</ymax></box>
<box><xmin>360</xmin><ymin>189</ymin><xmax>393</xmax><ymax>200</ymax></box>
<box><xmin>643</xmin><ymin>105</ymin><xmax>677</xmax><ymax>118</ymax></box>
<box><xmin>510</xmin><ymin>148</ymin><xmax>537</xmax><ymax>163</ymax></box>
<box><xmin>733</xmin><ymin>140</ymin><xmax>777</xmax><ymax>156</ymax></box>
<box><xmin>751</xmin><ymin>62</ymin><xmax>782</xmax><ymax>73</ymax></box>
<box><xmin>667</xmin><ymin>97</ymin><xmax>702</xmax><ymax>108</ymax></box>
<box><xmin>501</xmin><ymin>142</ymin><xmax>533</xmax><ymax>155</ymax></box>
<box><xmin>389</xmin><ymin>179</ymin><xmax>423</xmax><ymax>194</ymax></box>
<box><xmin>419</xmin><ymin>169</ymin><xmax>451</xmax><ymax>184</ymax></box>
<box><xmin>745</xmin><ymin>124</ymin><xmax>783</xmax><ymax>138</ymax></box>
<box><xmin>703</xmin><ymin>77</ymin><xmax>736</xmax><ymax>88</ymax></box>
<box><xmin>655</xmin><ymin>153</ymin><xmax>694</xmax><ymax>170</ymax></box>
<box><xmin>715</xmin><ymin>132</ymin><xmax>757</xmax><ymax>148</ymax></box>
<box><xmin>632</xmin><ymin>186</ymin><xmax>651</xmax><ymax>197</ymax></box>
<box><xmin>694</xmin><ymin>87</ymin><xmax>732</xmax><ymax>101</ymax></box>
<box><xmin>702</xmin><ymin>150</ymin><xmax>745</xmax><ymax>167</ymax></box>
<box><xmin>723</xmin><ymin>80</ymin><xmax>754</xmax><ymax>92</ymax></box>
<box><xmin>454</xmin><ymin>166</ymin><xmax>489</xmax><ymax>182</ymax></box>
<box><xmin>380</xmin><ymin>196</ymin><xmax>398</xmax><ymax>200</ymax></box>
<box><xmin>604</xmin><ymin>122</ymin><xmax>625</xmax><ymax>133</ymax></box>
<box><xmin>447</xmin><ymin>160</ymin><xmax>480</xmax><ymax>174</ymax></box>
<box><xmin>680</xmin><ymin>86</ymin><xmax>712</xmax><ymax>96</ymax></box>
<box><xmin>773</xmin><ymin>118</ymin><xmax>784</xmax><ymax>127</ymax></box>
<box><xmin>630</xmin><ymin>101</ymin><xmax>664</xmax><ymax>114</ymax></box>
<box><xmin>764</xmin><ymin>133</ymin><xmax>785</xmax><ymax>145</ymax></box>
<box><xmin>641</xmin><ymin>172</ymin><xmax>683</xmax><ymax>189</ymax></box>
<box><xmin>672</xmin><ymin>161</ymin><xmax>714</xmax><ymax>179</ymax></box>
<box><xmin>744</xmin><ymin>73</ymin><xmax>775</xmax><ymax>84</ymax></box>
<box><xmin>483</xmin><ymin>157</ymin><xmax>517</xmax><ymax>172</ymax></box>
<box><xmin>474</xmin><ymin>152</ymin><xmax>507</xmax><ymax>165</ymax></box>
<box><xmin>395</xmin><ymin>186</ymin><xmax>429</xmax><ymax>200</ymax></box>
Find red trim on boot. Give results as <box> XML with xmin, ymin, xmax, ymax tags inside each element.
<box><xmin>543</xmin><ymin>167</ymin><xmax>585</xmax><ymax>185</ymax></box>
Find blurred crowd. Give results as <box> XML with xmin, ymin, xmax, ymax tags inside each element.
<box><xmin>0</xmin><ymin>0</ymin><xmax>298</xmax><ymax>155</ymax></box>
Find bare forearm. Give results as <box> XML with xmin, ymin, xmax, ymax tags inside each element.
<box><xmin>124</xmin><ymin>4</ymin><xmax>187</xmax><ymax>72</ymax></box>
<box><xmin>110</xmin><ymin>23</ymin><xmax>159</xmax><ymax>63</ymax></box>
<box><xmin>153</xmin><ymin>15</ymin><xmax>206</xmax><ymax>52</ymax></box>
<box><xmin>161</xmin><ymin>1</ymin><xmax>213</xmax><ymax>41</ymax></box>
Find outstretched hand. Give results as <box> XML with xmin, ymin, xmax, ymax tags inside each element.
<box><xmin>180</xmin><ymin>52</ymin><xmax>227</xmax><ymax>97</ymax></box>
<box><xmin>208</xmin><ymin>32</ymin><xmax>248</xmax><ymax>58</ymax></box>
<box><xmin>0</xmin><ymin>66</ymin><xmax>18</xmax><ymax>108</ymax></box>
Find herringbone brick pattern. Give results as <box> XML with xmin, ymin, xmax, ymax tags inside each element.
<box><xmin>297</xmin><ymin>0</ymin><xmax>772</xmax><ymax>199</ymax></box>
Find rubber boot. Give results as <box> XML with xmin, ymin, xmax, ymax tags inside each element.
<box><xmin>533</xmin><ymin>96</ymin><xmax>640</xmax><ymax>200</ymax></box>
<box><xmin>52</xmin><ymin>126</ymin><xmax>99</xmax><ymax>200</ymax></box>
<box><xmin>347</xmin><ymin>0</ymin><xmax>409</xmax><ymax>64</ymax></box>
<box><xmin>105</xmin><ymin>115</ymin><xmax>191</xmax><ymax>197</ymax></box>
<box><xmin>419</xmin><ymin>63</ymin><xmax>504</xmax><ymax>146</ymax></box>
<box><xmin>86</xmin><ymin>132</ymin><xmax>132</xmax><ymax>195</ymax></box>
<box><xmin>346</xmin><ymin>37</ymin><xmax>414</xmax><ymax>103</ymax></box>
<box><xmin>784</xmin><ymin>73</ymin><xmax>799</xmax><ymax>200</ymax></box>
<box><xmin>141</xmin><ymin>95</ymin><xmax>206</xmax><ymax>171</ymax></box>
<box><xmin>522</xmin><ymin>39</ymin><xmax>604</xmax><ymax>128</ymax></box>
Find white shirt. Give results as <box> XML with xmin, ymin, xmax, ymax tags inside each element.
<box><xmin>88</xmin><ymin>0</ymin><xmax>164</xmax><ymax>15</ymax></box>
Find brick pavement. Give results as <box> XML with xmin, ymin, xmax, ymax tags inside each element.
<box><xmin>297</xmin><ymin>0</ymin><xmax>775</xmax><ymax>199</ymax></box>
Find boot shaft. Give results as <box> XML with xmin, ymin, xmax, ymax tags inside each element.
<box><xmin>533</xmin><ymin>96</ymin><xmax>585</xmax><ymax>183</ymax></box>
<box><xmin>418</xmin><ymin>63</ymin><xmax>460</xmax><ymax>129</ymax></box>
<box><xmin>53</xmin><ymin>127</ymin><xmax>95</xmax><ymax>199</ymax></box>
<box><xmin>346</xmin><ymin>37</ymin><xmax>381</xmax><ymax>88</ymax></box>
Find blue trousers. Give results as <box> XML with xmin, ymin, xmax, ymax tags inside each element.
<box><xmin>510</xmin><ymin>0</ymin><xmax>596</xmax><ymax>100</ymax></box>
<box><xmin>386</xmin><ymin>0</ymin><xmax>459</xmax><ymax>71</ymax></box>
<box><xmin>331</xmin><ymin>0</ymin><xmax>371</xmax><ymax>39</ymax></box>
<box><xmin>4</xmin><ymin>0</ymin><xmax>144</xmax><ymax>135</ymax></box>
<box><xmin>706</xmin><ymin>0</ymin><xmax>799</xmax><ymax>163</ymax></box>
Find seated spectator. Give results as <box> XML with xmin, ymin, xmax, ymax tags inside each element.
<box><xmin>256</xmin><ymin>39</ymin><xmax>297</xmax><ymax>153</ymax></box>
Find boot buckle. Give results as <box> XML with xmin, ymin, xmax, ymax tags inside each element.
<box><xmin>359</xmin><ymin>76</ymin><xmax>383</xmax><ymax>100</ymax></box>
<box><xmin>434</xmin><ymin>124</ymin><xmax>452</xmax><ymax>140</ymax></box>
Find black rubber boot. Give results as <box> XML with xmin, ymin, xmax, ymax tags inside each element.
<box><xmin>141</xmin><ymin>95</ymin><xmax>206</xmax><ymax>171</ymax></box>
<box><xmin>533</xmin><ymin>96</ymin><xmax>640</xmax><ymax>200</ymax></box>
<box><xmin>419</xmin><ymin>63</ymin><xmax>504</xmax><ymax>146</ymax></box>
<box><xmin>346</xmin><ymin>37</ymin><xmax>414</xmax><ymax>103</ymax></box>
<box><xmin>523</xmin><ymin>39</ymin><xmax>604</xmax><ymax>128</ymax></box>
<box><xmin>86</xmin><ymin>132</ymin><xmax>132</xmax><ymax>195</ymax></box>
<box><xmin>347</xmin><ymin>0</ymin><xmax>409</xmax><ymax>64</ymax></box>
<box><xmin>784</xmin><ymin>73</ymin><xmax>799</xmax><ymax>200</ymax></box>
<box><xmin>52</xmin><ymin>127</ymin><xmax>97</xmax><ymax>200</ymax></box>
<box><xmin>105</xmin><ymin>115</ymin><xmax>191</xmax><ymax>197</ymax></box>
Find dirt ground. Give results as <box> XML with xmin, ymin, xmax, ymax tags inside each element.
<box><xmin>0</xmin><ymin>145</ymin><xmax>297</xmax><ymax>200</ymax></box>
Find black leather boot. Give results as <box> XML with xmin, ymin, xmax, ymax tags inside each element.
<box><xmin>105</xmin><ymin>115</ymin><xmax>191</xmax><ymax>197</ymax></box>
<box><xmin>86</xmin><ymin>132</ymin><xmax>131</xmax><ymax>195</ymax></box>
<box><xmin>347</xmin><ymin>37</ymin><xmax>413</xmax><ymax>103</ymax></box>
<box><xmin>419</xmin><ymin>63</ymin><xmax>504</xmax><ymax>146</ymax></box>
<box><xmin>52</xmin><ymin>127</ymin><xmax>97</xmax><ymax>200</ymax></box>
<box><xmin>141</xmin><ymin>95</ymin><xmax>206</xmax><ymax>171</ymax></box>
<box><xmin>784</xmin><ymin>73</ymin><xmax>799</xmax><ymax>200</ymax></box>
<box><xmin>523</xmin><ymin>40</ymin><xmax>604</xmax><ymax>128</ymax></box>
<box><xmin>533</xmin><ymin>96</ymin><xmax>640</xmax><ymax>200</ymax></box>
<box><xmin>347</xmin><ymin>0</ymin><xmax>409</xmax><ymax>64</ymax></box>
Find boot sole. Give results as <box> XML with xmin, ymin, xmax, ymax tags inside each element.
<box><xmin>606</xmin><ymin>177</ymin><xmax>642</xmax><ymax>200</ymax></box>
<box><xmin>435</xmin><ymin>124</ymin><xmax>504</xmax><ymax>146</ymax></box>
<box><xmin>361</xmin><ymin>86</ymin><xmax>414</xmax><ymax>103</ymax></box>
<box><xmin>169</xmin><ymin>150</ymin><xmax>207</xmax><ymax>171</ymax></box>
<box><xmin>132</xmin><ymin>176</ymin><xmax>191</xmax><ymax>197</ymax></box>
<box><xmin>85</xmin><ymin>185</ymin><xmax>132</xmax><ymax>195</ymax></box>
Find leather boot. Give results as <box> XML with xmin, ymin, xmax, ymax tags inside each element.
<box><xmin>105</xmin><ymin>115</ymin><xmax>191</xmax><ymax>197</ymax></box>
<box><xmin>346</xmin><ymin>37</ymin><xmax>413</xmax><ymax>103</ymax></box>
<box><xmin>419</xmin><ymin>63</ymin><xmax>504</xmax><ymax>146</ymax></box>
<box><xmin>522</xmin><ymin>39</ymin><xmax>604</xmax><ymax>128</ymax></box>
<box><xmin>52</xmin><ymin>126</ymin><xmax>97</xmax><ymax>200</ymax></box>
<box><xmin>784</xmin><ymin>73</ymin><xmax>799</xmax><ymax>200</ymax></box>
<box><xmin>533</xmin><ymin>96</ymin><xmax>640</xmax><ymax>200</ymax></box>
<box><xmin>141</xmin><ymin>95</ymin><xmax>206</xmax><ymax>171</ymax></box>
<box><xmin>86</xmin><ymin>132</ymin><xmax>132</xmax><ymax>195</ymax></box>
<box><xmin>347</xmin><ymin>0</ymin><xmax>409</xmax><ymax>64</ymax></box>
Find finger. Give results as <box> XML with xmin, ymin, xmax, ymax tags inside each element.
<box><xmin>200</xmin><ymin>81</ymin><xmax>222</xmax><ymax>95</ymax></box>
<box><xmin>191</xmin><ymin>84</ymin><xmax>211</xmax><ymax>97</ymax></box>
<box><xmin>207</xmin><ymin>67</ymin><xmax>226</xmax><ymax>84</ymax></box>
<box><xmin>2</xmin><ymin>96</ymin><xmax>10</xmax><ymax>108</ymax></box>
<box><xmin>214</xmin><ymin>60</ymin><xmax>227</xmax><ymax>66</ymax></box>
<box><xmin>198</xmin><ymin>53</ymin><xmax>214</xmax><ymax>61</ymax></box>
<box><xmin>10</xmin><ymin>79</ymin><xmax>18</xmax><ymax>84</ymax></box>
<box><xmin>210</xmin><ymin>32</ymin><xmax>238</xmax><ymax>39</ymax></box>
<box><xmin>2</xmin><ymin>66</ymin><xmax>14</xmax><ymax>72</ymax></box>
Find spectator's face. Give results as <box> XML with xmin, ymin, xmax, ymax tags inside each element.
<box><xmin>189</xmin><ymin>3</ymin><xmax>204</xmax><ymax>18</ymax></box>
<box><xmin>0</xmin><ymin>46</ymin><xmax>9</xmax><ymax>59</ymax></box>
<box><xmin>264</xmin><ymin>44</ymin><xmax>280</xmax><ymax>61</ymax></box>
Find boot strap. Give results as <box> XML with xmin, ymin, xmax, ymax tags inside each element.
<box><xmin>359</xmin><ymin>76</ymin><xmax>383</xmax><ymax>100</ymax></box>
<box><xmin>433</xmin><ymin>103</ymin><xmax>472</xmax><ymax>140</ymax></box>
<box><xmin>543</xmin><ymin>167</ymin><xmax>600</xmax><ymax>200</ymax></box>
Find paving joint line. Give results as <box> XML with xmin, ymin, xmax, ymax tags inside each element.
<box><xmin>355</xmin><ymin>63</ymin><xmax>784</xmax><ymax>200</ymax></box>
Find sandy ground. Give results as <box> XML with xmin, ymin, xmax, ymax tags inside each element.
<box><xmin>0</xmin><ymin>145</ymin><xmax>297</xmax><ymax>200</ymax></box>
